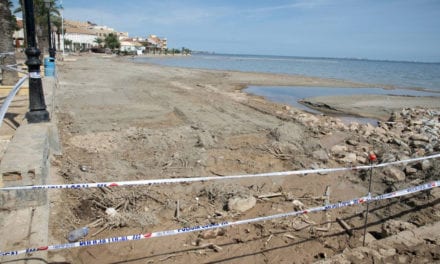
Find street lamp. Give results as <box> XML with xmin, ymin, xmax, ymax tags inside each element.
<box><xmin>44</xmin><ymin>0</ymin><xmax>56</xmax><ymax>58</ymax></box>
<box><xmin>23</xmin><ymin>0</ymin><xmax>50</xmax><ymax>123</ymax></box>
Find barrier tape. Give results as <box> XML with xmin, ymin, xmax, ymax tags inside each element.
<box><xmin>1</xmin><ymin>153</ymin><xmax>439</xmax><ymax>191</ymax></box>
<box><xmin>0</xmin><ymin>75</ymin><xmax>29</xmax><ymax>129</ymax></box>
<box><xmin>1</xmin><ymin>180</ymin><xmax>438</xmax><ymax>257</ymax></box>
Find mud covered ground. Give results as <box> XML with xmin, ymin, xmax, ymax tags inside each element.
<box><xmin>48</xmin><ymin>54</ymin><xmax>440</xmax><ymax>264</ymax></box>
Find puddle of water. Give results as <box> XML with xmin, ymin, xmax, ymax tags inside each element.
<box><xmin>245</xmin><ymin>86</ymin><xmax>439</xmax><ymax>125</ymax></box>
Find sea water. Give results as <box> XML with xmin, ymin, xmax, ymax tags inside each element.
<box><xmin>136</xmin><ymin>53</ymin><xmax>440</xmax><ymax>91</ymax></box>
<box><xmin>135</xmin><ymin>54</ymin><xmax>440</xmax><ymax>121</ymax></box>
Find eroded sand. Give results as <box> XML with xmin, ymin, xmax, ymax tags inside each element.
<box><xmin>44</xmin><ymin>54</ymin><xmax>439</xmax><ymax>264</ymax></box>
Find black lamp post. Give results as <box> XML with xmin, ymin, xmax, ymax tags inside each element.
<box><xmin>24</xmin><ymin>0</ymin><xmax>50</xmax><ymax>123</ymax></box>
<box><xmin>44</xmin><ymin>0</ymin><xmax>56</xmax><ymax>58</ymax></box>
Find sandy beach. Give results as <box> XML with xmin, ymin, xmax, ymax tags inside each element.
<box><xmin>300</xmin><ymin>94</ymin><xmax>440</xmax><ymax>120</ymax></box>
<box><xmin>47</xmin><ymin>54</ymin><xmax>440</xmax><ymax>263</ymax></box>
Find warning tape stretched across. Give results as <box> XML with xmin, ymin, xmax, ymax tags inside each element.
<box><xmin>0</xmin><ymin>180</ymin><xmax>438</xmax><ymax>257</ymax></box>
<box><xmin>1</xmin><ymin>153</ymin><xmax>439</xmax><ymax>191</ymax></box>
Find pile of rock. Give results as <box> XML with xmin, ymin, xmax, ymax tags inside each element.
<box><xmin>295</xmin><ymin>108</ymin><xmax>439</xmax><ymax>183</ymax></box>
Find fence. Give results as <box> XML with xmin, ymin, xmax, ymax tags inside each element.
<box><xmin>0</xmin><ymin>53</ymin><xmax>29</xmax><ymax>129</ymax></box>
<box><xmin>1</xmin><ymin>152</ymin><xmax>439</xmax><ymax>257</ymax></box>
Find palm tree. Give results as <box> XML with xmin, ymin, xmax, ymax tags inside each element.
<box><xmin>51</xmin><ymin>14</ymin><xmax>62</xmax><ymax>50</ymax></box>
<box><xmin>14</xmin><ymin>0</ymin><xmax>61</xmax><ymax>57</ymax></box>
<box><xmin>94</xmin><ymin>37</ymin><xmax>103</xmax><ymax>47</ymax></box>
<box><xmin>0</xmin><ymin>0</ymin><xmax>19</xmax><ymax>85</ymax></box>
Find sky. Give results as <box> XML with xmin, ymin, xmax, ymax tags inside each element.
<box><xmin>13</xmin><ymin>0</ymin><xmax>440</xmax><ymax>62</ymax></box>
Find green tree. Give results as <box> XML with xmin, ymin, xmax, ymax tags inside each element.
<box><xmin>94</xmin><ymin>37</ymin><xmax>103</xmax><ymax>47</ymax></box>
<box><xmin>104</xmin><ymin>33</ymin><xmax>120</xmax><ymax>51</ymax></box>
<box><xmin>51</xmin><ymin>14</ymin><xmax>62</xmax><ymax>50</ymax></box>
<box><xmin>0</xmin><ymin>0</ymin><xmax>19</xmax><ymax>85</ymax></box>
<box><xmin>182</xmin><ymin>48</ymin><xmax>191</xmax><ymax>55</ymax></box>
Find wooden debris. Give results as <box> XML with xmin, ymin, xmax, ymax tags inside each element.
<box><xmin>316</xmin><ymin>186</ymin><xmax>332</xmax><ymax>232</ymax></box>
<box><xmin>265</xmin><ymin>234</ymin><xmax>273</xmax><ymax>246</ymax></box>
<box><xmin>258</xmin><ymin>192</ymin><xmax>283</xmax><ymax>199</ymax></box>
<box><xmin>175</xmin><ymin>200</ymin><xmax>180</xmax><ymax>220</ymax></box>
<box><xmin>91</xmin><ymin>225</ymin><xmax>108</xmax><ymax>237</ymax></box>
<box><xmin>283</xmin><ymin>234</ymin><xmax>296</xmax><ymax>240</ymax></box>
<box><xmin>197</xmin><ymin>243</ymin><xmax>223</xmax><ymax>252</ymax></box>
<box><xmin>336</xmin><ymin>217</ymin><xmax>353</xmax><ymax>236</ymax></box>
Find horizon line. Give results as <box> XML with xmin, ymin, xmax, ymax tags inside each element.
<box><xmin>193</xmin><ymin>51</ymin><xmax>440</xmax><ymax>65</ymax></box>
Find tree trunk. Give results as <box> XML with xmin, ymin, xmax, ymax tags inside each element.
<box><xmin>0</xmin><ymin>0</ymin><xmax>19</xmax><ymax>86</ymax></box>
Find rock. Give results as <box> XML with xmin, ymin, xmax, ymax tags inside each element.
<box><xmin>200</xmin><ymin>228</ymin><xmax>225</xmax><ymax>239</ymax></box>
<box><xmin>357</xmin><ymin>155</ymin><xmax>367</xmax><ymax>164</ymax></box>
<box><xmin>292</xmin><ymin>200</ymin><xmax>305</xmax><ymax>211</ymax></box>
<box><xmin>362</xmin><ymin>123</ymin><xmax>375</xmax><ymax>136</ymax></box>
<box><xmin>358</xmin><ymin>232</ymin><xmax>376</xmax><ymax>245</ymax></box>
<box><xmin>311</xmin><ymin>163</ymin><xmax>328</xmax><ymax>175</ymax></box>
<box><xmin>410</xmin><ymin>120</ymin><xmax>423</xmax><ymax>126</ymax></box>
<box><xmin>378</xmin><ymin>122</ymin><xmax>389</xmax><ymax>130</ymax></box>
<box><xmin>340</xmin><ymin>153</ymin><xmax>357</xmax><ymax>163</ymax></box>
<box><xmin>374</xmin><ymin>127</ymin><xmax>387</xmax><ymax>136</ymax></box>
<box><xmin>410</xmin><ymin>134</ymin><xmax>429</xmax><ymax>142</ymax></box>
<box><xmin>269</xmin><ymin>123</ymin><xmax>302</xmax><ymax>143</ymax></box>
<box><xmin>390</xmin><ymin>138</ymin><xmax>409</xmax><ymax>149</ymax></box>
<box><xmin>282</xmin><ymin>105</ymin><xmax>291</xmax><ymax>111</ymax></box>
<box><xmin>79</xmin><ymin>165</ymin><xmax>90</xmax><ymax>172</ymax></box>
<box><xmin>196</xmin><ymin>131</ymin><xmax>216</xmax><ymax>148</ymax></box>
<box><xmin>346</xmin><ymin>139</ymin><xmax>359</xmax><ymax>146</ymax></box>
<box><xmin>414</xmin><ymin>160</ymin><xmax>431</xmax><ymax>171</ymax></box>
<box><xmin>331</xmin><ymin>144</ymin><xmax>348</xmax><ymax>155</ymax></box>
<box><xmin>227</xmin><ymin>196</ymin><xmax>256</xmax><ymax>212</ymax></box>
<box><xmin>383</xmin><ymin>166</ymin><xmax>405</xmax><ymax>182</ymax></box>
<box><xmin>378</xmin><ymin>248</ymin><xmax>397</xmax><ymax>257</ymax></box>
<box><xmin>348</xmin><ymin>122</ymin><xmax>360</xmax><ymax>131</ymax></box>
<box><xmin>381</xmin><ymin>219</ymin><xmax>416</xmax><ymax>237</ymax></box>
<box><xmin>300</xmin><ymin>114</ymin><xmax>319</xmax><ymax>124</ymax></box>
<box><xmin>404</xmin><ymin>166</ymin><xmax>418</xmax><ymax>176</ymax></box>
<box><xmin>388</xmin><ymin>111</ymin><xmax>400</xmax><ymax>122</ymax></box>
<box><xmin>312</xmin><ymin>149</ymin><xmax>329</xmax><ymax>163</ymax></box>
<box><xmin>380</xmin><ymin>153</ymin><xmax>396</xmax><ymax>163</ymax></box>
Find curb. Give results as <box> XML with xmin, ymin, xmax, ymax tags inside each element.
<box><xmin>0</xmin><ymin>75</ymin><xmax>60</xmax><ymax>263</ymax></box>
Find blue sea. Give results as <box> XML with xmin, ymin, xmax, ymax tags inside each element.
<box><xmin>136</xmin><ymin>53</ymin><xmax>440</xmax><ymax>91</ymax></box>
<box><xmin>135</xmin><ymin>54</ymin><xmax>440</xmax><ymax>119</ymax></box>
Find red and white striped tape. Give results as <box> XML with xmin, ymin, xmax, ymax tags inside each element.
<box><xmin>1</xmin><ymin>180</ymin><xmax>437</xmax><ymax>257</ymax></box>
<box><xmin>1</xmin><ymin>153</ymin><xmax>439</xmax><ymax>191</ymax></box>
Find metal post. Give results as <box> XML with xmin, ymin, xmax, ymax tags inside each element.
<box><xmin>362</xmin><ymin>152</ymin><xmax>376</xmax><ymax>246</ymax></box>
<box><xmin>24</xmin><ymin>0</ymin><xmax>50</xmax><ymax>123</ymax></box>
<box><xmin>60</xmin><ymin>0</ymin><xmax>64</xmax><ymax>56</ymax></box>
<box><xmin>45</xmin><ymin>1</ymin><xmax>55</xmax><ymax>58</ymax></box>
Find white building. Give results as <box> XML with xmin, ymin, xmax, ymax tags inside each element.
<box><xmin>62</xmin><ymin>20</ymin><xmax>97</xmax><ymax>51</ymax></box>
<box><xmin>62</xmin><ymin>20</ymin><xmax>118</xmax><ymax>52</ymax></box>
<box><xmin>120</xmin><ymin>40</ymin><xmax>145</xmax><ymax>54</ymax></box>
